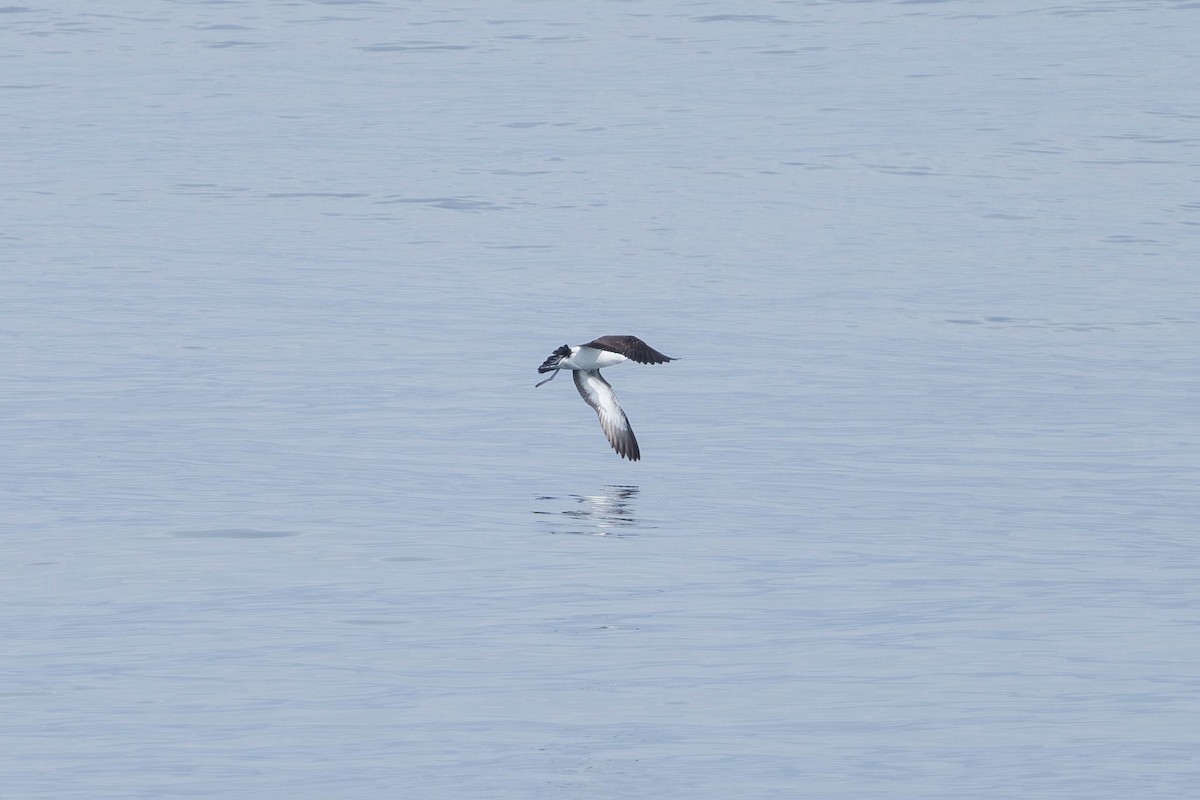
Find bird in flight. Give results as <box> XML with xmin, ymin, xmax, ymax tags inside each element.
<box><xmin>535</xmin><ymin>335</ymin><xmax>675</xmax><ymax>461</ymax></box>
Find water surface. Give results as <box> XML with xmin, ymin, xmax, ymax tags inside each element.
<box><xmin>3</xmin><ymin>1</ymin><xmax>1199</xmax><ymax>798</ymax></box>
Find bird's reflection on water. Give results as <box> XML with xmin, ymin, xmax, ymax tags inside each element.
<box><xmin>533</xmin><ymin>484</ymin><xmax>643</xmax><ymax>536</ymax></box>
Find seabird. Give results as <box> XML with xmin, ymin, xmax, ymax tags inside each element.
<box><xmin>535</xmin><ymin>335</ymin><xmax>675</xmax><ymax>461</ymax></box>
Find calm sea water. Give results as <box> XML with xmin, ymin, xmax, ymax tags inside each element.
<box><xmin>3</xmin><ymin>1</ymin><xmax>1199</xmax><ymax>797</ymax></box>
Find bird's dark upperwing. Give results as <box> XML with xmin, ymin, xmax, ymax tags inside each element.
<box><xmin>582</xmin><ymin>335</ymin><xmax>674</xmax><ymax>365</ymax></box>
<box><xmin>573</xmin><ymin>370</ymin><xmax>640</xmax><ymax>461</ymax></box>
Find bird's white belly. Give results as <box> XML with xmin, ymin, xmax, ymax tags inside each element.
<box><xmin>564</xmin><ymin>347</ymin><xmax>627</xmax><ymax>370</ymax></box>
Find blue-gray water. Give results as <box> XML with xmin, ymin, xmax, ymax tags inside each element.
<box><xmin>4</xmin><ymin>1</ymin><xmax>1199</xmax><ymax>797</ymax></box>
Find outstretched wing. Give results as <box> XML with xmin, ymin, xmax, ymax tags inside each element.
<box><xmin>582</xmin><ymin>335</ymin><xmax>674</xmax><ymax>365</ymax></box>
<box><xmin>573</xmin><ymin>370</ymin><xmax>640</xmax><ymax>461</ymax></box>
